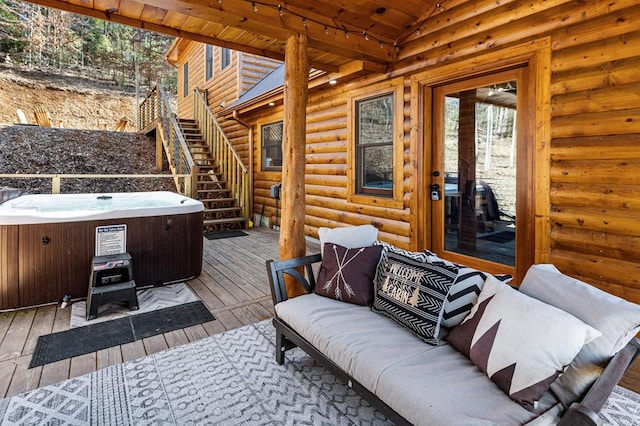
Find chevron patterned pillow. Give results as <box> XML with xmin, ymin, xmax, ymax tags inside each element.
<box><xmin>441</xmin><ymin>268</ymin><xmax>513</xmax><ymax>328</ymax></box>
<box><xmin>446</xmin><ymin>275</ymin><xmax>601</xmax><ymax>411</ymax></box>
<box><xmin>372</xmin><ymin>250</ymin><xmax>459</xmax><ymax>345</ymax></box>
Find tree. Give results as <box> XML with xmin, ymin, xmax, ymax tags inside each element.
<box><xmin>0</xmin><ymin>0</ymin><xmax>176</xmax><ymax>91</ymax></box>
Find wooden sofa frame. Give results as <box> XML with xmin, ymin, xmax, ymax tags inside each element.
<box><xmin>267</xmin><ymin>254</ymin><xmax>640</xmax><ymax>426</ymax></box>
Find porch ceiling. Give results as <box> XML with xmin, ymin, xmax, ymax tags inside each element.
<box><xmin>24</xmin><ymin>0</ymin><xmax>443</xmax><ymax>72</ymax></box>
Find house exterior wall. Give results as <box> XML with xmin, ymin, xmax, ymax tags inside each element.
<box><xmin>240</xmin><ymin>1</ymin><xmax>640</xmax><ymax>300</ymax></box>
<box><xmin>173</xmin><ymin>43</ymin><xmax>281</xmax><ymax>165</ymax></box>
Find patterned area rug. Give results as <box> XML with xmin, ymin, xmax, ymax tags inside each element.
<box><xmin>0</xmin><ymin>321</ymin><xmax>638</xmax><ymax>425</ymax></box>
<box><xmin>70</xmin><ymin>283</ymin><xmax>199</xmax><ymax>328</ymax></box>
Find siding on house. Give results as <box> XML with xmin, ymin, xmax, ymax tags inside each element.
<box><xmin>239</xmin><ymin>0</ymin><xmax>640</xmax><ymax>300</ymax></box>
<box><xmin>170</xmin><ymin>1</ymin><xmax>640</xmax><ymax>301</ymax></box>
<box><xmin>173</xmin><ymin>43</ymin><xmax>281</xmax><ymax>166</ymax></box>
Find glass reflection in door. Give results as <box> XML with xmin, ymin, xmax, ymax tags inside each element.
<box><xmin>443</xmin><ymin>81</ymin><xmax>517</xmax><ymax>266</ymax></box>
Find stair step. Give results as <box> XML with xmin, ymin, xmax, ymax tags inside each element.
<box><xmin>204</xmin><ymin>217</ymin><xmax>246</xmax><ymax>225</ymax></box>
<box><xmin>200</xmin><ymin>197</ymin><xmax>236</xmax><ymax>203</ymax></box>
<box><xmin>197</xmin><ymin>188</ymin><xmax>231</xmax><ymax>194</ymax></box>
<box><xmin>204</xmin><ymin>207</ymin><xmax>242</xmax><ymax>214</ymax></box>
<box><xmin>198</xmin><ymin>181</ymin><xmax>227</xmax><ymax>188</ymax></box>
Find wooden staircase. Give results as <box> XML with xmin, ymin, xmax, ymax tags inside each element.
<box><xmin>178</xmin><ymin>118</ymin><xmax>246</xmax><ymax>232</ymax></box>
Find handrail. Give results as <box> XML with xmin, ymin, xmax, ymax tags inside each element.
<box><xmin>0</xmin><ymin>173</ymin><xmax>192</xmax><ymax>195</ymax></box>
<box><xmin>193</xmin><ymin>89</ymin><xmax>250</xmax><ymax>222</ymax></box>
<box><xmin>139</xmin><ymin>84</ymin><xmax>198</xmax><ymax>198</ymax></box>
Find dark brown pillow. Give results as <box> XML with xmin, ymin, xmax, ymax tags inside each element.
<box><xmin>315</xmin><ymin>243</ymin><xmax>383</xmax><ymax>306</ymax></box>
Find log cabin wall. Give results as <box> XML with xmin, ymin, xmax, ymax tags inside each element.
<box><xmin>172</xmin><ymin>41</ymin><xmax>281</xmax><ymax>166</ymax></box>
<box><xmin>240</xmin><ymin>0</ymin><xmax>640</xmax><ymax>300</ymax></box>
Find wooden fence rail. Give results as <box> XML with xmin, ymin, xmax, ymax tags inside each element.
<box><xmin>0</xmin><ymin>173</ymin><xmax>192</xmax><ymax>195</ymax></box>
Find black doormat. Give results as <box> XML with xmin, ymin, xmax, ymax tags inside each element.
<box><xmin>479</xmin><ymin>230</ymin><xmax>515</xmax><ymax>243</ymax></box>
<box><xmin>29</xmin><ymin>301</ymin><xmax>215</xmax><ymax>368</ymax></box>
<box><xmin>204</xmin><ymin>230</ymin><xmax>249</xmax><ymax>240</ymax></box>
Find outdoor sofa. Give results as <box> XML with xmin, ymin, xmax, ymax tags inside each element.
<box><xmin>267</xmin><ymin>225</ymin><xmax>640</xmax><ymax>425</ymax></box>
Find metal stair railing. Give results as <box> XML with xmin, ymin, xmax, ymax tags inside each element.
<box><xmin>193</xmin><ymin>89</ymin><xmax>250</xmax><ymax>224</ymax></box>
<box><xmin>139</xmin><ymin>84</ymin><xmax>198</xmax><ymax>198</ymax></box>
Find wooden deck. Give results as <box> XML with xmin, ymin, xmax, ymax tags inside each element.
<box><xmin>0</xmin><ymin>226</ymin><xmax>638</xmax><ymax>401</ymax></box>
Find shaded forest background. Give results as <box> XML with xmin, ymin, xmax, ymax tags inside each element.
<box><xmin>0</xmin><ymin>0</ymin><xmax>176</xmax><ymax>93</ymax></box>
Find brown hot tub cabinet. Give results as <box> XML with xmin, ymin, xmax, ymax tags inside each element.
<box><xmin>0</xmin><ymin>192</ymin><xmax>203</xmax><ymax>310</ymax></box>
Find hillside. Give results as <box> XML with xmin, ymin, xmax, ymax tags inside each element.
<box><xmin>0</xmin><ymin>65</ymin><xmax>138</xmax><ymax>130</ymax></box>
<box><xmin>0</xmin><ymin>66</ymin><xmax>175</xmax><ymax>194</ymax></box>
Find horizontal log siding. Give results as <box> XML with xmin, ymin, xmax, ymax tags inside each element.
<box><xmin>172</xmin><ymin>44</ymin><xmax>282</xmax><ymax>172</ymax></box>
<box><xmin>548</xmin><ymin>13</ymin><xmax>640</xmax><ymax>294</ymax></box>
<box><xmin>175</xmin><ymin>42</ymin><xmax>202</xmax><ymax>119</ymax></box>
<box><xmin>247</xmin><ymin>79</ymin><xmax>413</xmax><ymax>249</ymax></box>
<box><xmin>239</xmin><ymin>54</ymin><xmax>282</xmax><ymax>95</ymax></box>
<box><xmin>228</xmin><ymin>1</ymin><xmax>640</xmax><ymax>297</ymax></box>
<box><xmin>385</xmin><ymin>0</ymin><xmax>640</xmax><ymax>295</ymax></box>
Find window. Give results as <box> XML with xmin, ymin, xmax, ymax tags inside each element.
<box><xmin>205</xmin><ymin>45</ymin><xmax>213</xmax><ymax>80</ymax></box>
<box><xmin>347</xmin><ymin>77</ymin><xmax>403</xmax><ymax>209</ymax></box>
<box><xmin>261</xmin><ymin>121</ymin><xmax>283</xmax><ymax>171</ymax></box>
<box><xmin>355</xmin><ymin>94</ymin><xmax>394</xmax><ymax>196</ymax></box>
<box><xmin>221</xmin><ymin>48</ymin><xmax>231</xmax><ymax>70</ymax></box>
<box><xmin>183</xmin><ymin>62</ymin><xmax>189</xmax><ymax>98</ymax></box>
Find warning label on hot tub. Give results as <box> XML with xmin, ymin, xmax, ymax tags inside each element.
<box><xmin>95</xmin><ymin>225</ymin><xmax>127</xmax><ymax>256</ymax></box>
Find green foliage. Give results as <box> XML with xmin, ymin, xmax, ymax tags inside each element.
<box><xmin>0</xmin><ymin>0</ymin><xmax>175</xmax><ymax>91</ymax></box>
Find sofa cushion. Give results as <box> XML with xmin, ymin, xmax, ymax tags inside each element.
<box><xmin>318</xmin><ymin>225</ymin><xmax>378</xmax><ymax>257</ymax></box>
<box><xmin>519</xmin><ymin>264</ymin><xmax>640</xmax><ymax>407</ymax></box>
<box><xmin>275</xmin><ymin>293</ymin><xmax>546</xmax><ymax>425</ymax></box>
<box><xmin>315</xmin><ymin>243</ymin><xmax>382</xmax><ymax>306</ymax></box>
<box><xmin>441</xmin><ymin>267</ymin><xmax>513</xmax><ymax>328</ymax></box>
<box><xmin>446</xmin><ymin>275</ymin><xmax>601</xmax><ymax>411</ymax></box>
<box><xmin>373</xmin><ymin>249</ymin><xmax>458</xmax><ymax>345</ymax></box>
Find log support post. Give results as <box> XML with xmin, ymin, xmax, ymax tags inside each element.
<box><xmin>280</xmin><ymin>34</ymin><xmax>309</xmax><ymax>297</ymax></box>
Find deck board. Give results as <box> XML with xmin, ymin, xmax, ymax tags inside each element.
<box><xmin>1</xmin><ymin>226</ymin><xmax>638</xmax><ymax>401</ymax></box>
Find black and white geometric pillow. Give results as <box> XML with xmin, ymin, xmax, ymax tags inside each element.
<box><xmin>372</xmin><ymin>250</ymin><xmax>459</xmax><ymax>345</ymax></box>
<box><xmin>441</xmin><ymin>268</ymin><xmax>513</xmax><ymax>328</ymax></box>
<box><xmin>373</xmin><ymin>241</ymin><xmax>432</xmax><ymax>290</ymax></box>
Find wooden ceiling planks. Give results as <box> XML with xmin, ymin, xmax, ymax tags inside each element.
<box><xmin>115</xmin><ymin>0</ymin><xmax>145</xmax><ymax>20</ymax></box>
<box><xmin>93</xmin><ymin>0</ymin><xmax>119</xmax><ymax>13</ymax></box>
<box><xmin>162</xmin><ymin>12</ymin><xmax>190</xmax><ymax>30</ymax></box>
<box><xmin>22</xmin><ymin>0</ymin><xmax>442</xmax><ymax>68</ymax></box>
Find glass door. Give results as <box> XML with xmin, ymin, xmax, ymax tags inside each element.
<box><xmin>431</xmin><ymin>68</ymin><xmax>530</xmax><ymax>276</ymax></box>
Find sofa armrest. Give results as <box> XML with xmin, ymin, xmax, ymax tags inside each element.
<box><xmin>266</xmin><ymin>253</ymin><xmax>323</xmax><ymax>305</ymax></box>
<box><xmin>558</xmin><ymin>338</ymin><xmax>640</xmax><ymax>426</ymax></box>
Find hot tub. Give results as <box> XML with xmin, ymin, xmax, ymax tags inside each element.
<box><xmin>0</xmin><ymin>191</ymin><xmax>204</xmax><ymax>310</ymax></box>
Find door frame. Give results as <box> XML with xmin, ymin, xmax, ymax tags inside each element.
<box><xmin>409</xmin><ymin>38</ymin><xmax>551</xmax><ymax>281</ymax></box>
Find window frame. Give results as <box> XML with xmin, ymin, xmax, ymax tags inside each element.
<box><xmin>182</xmin><ymin>62</ymin><xmax>189</xmax><ymax>98</ymax></box>
<box><xmin>205</xmin><ymin>45</ymin><xmax>213</xmax><ymax>80</ymax></box>
<box><xmin>347</xmin><ymin>77</ymin><xmax>404</xmax><ymax>209</ymax></box>
<box><xmin>258</xmin><ymin>119</ymin><xmax>284</xmax><ymax>172</ymax></box>
<box><xmin>221</xmin><ymin>48</ymin><xmax>231</xmax><ymax>70</ymax></box>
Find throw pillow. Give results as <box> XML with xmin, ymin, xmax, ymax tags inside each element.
<box><xmin>374</xmin><ymin>241</ymin><xmax>434</xmax><ymax>290</ymax></box>
<box><xmin>441</xmin><ymin>267</ymin><xmax>513</xmax><ymax>328</ymax></box>
<box><xmin>318</xmin><ymin>225</ymin><xmax>378</xmax><ymax>257</ymax></box>
<box><xmin>372</xmin><ymin>249</ymin><xmax>459</xmax><ymax>345</ymax></box>
<box><xmin>315</xmin><ymin>243</ymin><xmax>383</xmax><ymax>306</ymax></box>
<box><xmin>446</xmin><ymin>275</ymin><xmax>601</xmax><ymax>411</ymax></box>
<box><xmin>519</xmin><ymin>264</ymin><xmax>640</xmax><ymax>408</ymax></box>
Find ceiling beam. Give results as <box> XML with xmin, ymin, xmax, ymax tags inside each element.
<box><xmin>142</xmin><ymin>0</ymin><xmax>396</xmax><ymax>63</ymax></box>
